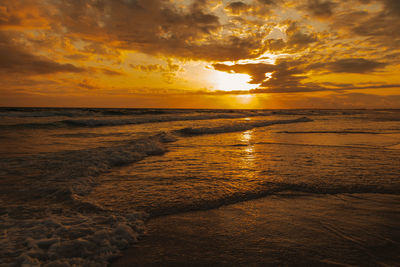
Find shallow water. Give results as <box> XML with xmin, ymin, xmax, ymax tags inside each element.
<box><xmin>112</xmin><ymin>193</ymin><xmax>400</xmax><ymax>266</ymax></box>
<box><xmin>0</xmin><ymin>108</ymin><xmax>399</xmax><ymax>266</ymax></box>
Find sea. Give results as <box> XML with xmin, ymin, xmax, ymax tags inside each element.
<box><xmin>0</xmin><ymin>108</ymin><xmax>399</xmax><ymax>266</ymax></box>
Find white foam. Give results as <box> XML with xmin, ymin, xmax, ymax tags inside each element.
<box><xmin>0</xmin><ymin>132</ymin><xmax>178</xmax><ymax>266</ymax></box>
<box><xmin>1</xmin><ymin>210</ymin><xmax>147</xmax><ymax>266</ymax></box>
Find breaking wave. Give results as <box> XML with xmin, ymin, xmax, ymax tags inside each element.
<box><xmin>2</xmin><ymin>109</ymin><xmax>398</xmax><ymax>266</ymax></box>
<box><xmin>0</xmin><ymin>132</ymin><xmax>177</xmax><ymax>266</ymax></box>
<box><xmin>1</xmin><ymin>209</ymin><xmax>147</xmax><ymax>267</ymax></box>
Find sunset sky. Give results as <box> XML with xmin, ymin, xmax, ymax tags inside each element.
<box><xmin>1</xmin><ymin>0</ymin><xmax>399</xmax><ymax>108</ymax></box>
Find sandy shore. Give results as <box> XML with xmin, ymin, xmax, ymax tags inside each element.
<box><xmin>112</xmin><ymin>192</ymin><xmax>400</xmax><ymax>266</ymax></box>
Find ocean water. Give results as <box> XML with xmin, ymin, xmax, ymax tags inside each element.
<box><xmin>0</xmin><ymin>108</ymin><xmax>399</xmax><ymax>266</ymax></box>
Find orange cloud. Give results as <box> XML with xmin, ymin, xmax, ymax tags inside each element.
<box><xmin>0</xmin><ymin>0</ymin><xmax>399</xmax><ymax>108</ymax></box>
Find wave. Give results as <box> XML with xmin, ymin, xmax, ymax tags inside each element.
<box><xmin>176</xmin><ymin>117</ymin><xmax>313</xmax><ymax>135</ymax></box>
<box><xmin>1</xmin><ymin>112</ymin><xmax>275</xmax><ymax>129</ymax></box>
<box><xmin>1</xmin><ymin>108</ymin><xmax>399</xmax><ymax>119</ymax></box>
<box><xmin>1</xmin><ymin>204</ymin><xmax>148</xmax><ymax>266</ymax></box>
<box><xmin>0</xmin><ymin>132</ymin><xmax>178</xmax><ymax>266</ymax></box>
<box><xmin>147</xmin><ymin>181</ymin><xmax>400</xmax><ymax>217</ymax></box>
<box><xmin>52</xmin><ymin>132</ymin><xmax>129</xmax><ymax>138</ymax></box>
<box><xmin>0</xmin><ymin>108</ymin><xmax>181</xmax><ymax>118</ymax></box>
<box><xmin>0</xmin><ymin>132</ymin><xmax>177</xmax><ymax>199</ymax></box>
<box><xmin>0</xmin><ymin>108</ymin><xmax>270</xmax><ymax>118</ymax></box>
<box><xmin>252</xmin><ymin>141</ymin><xmax>384</xmax><ymax>150</ymax></box>
<box><xmin>278</xmin><ymin>130</ymin><xmax>383</xmax><ymax>134</ymax></box>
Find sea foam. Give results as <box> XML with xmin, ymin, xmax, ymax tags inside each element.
<box><xmin>0</xmin><ymin>132</ymin><xmax>177</xmax><ymax>266</ymax></box>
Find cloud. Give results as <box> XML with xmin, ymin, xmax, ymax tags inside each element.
<box><xmin>323</xmin><ymin>58</ymin><xmax>388</xmax><ymax>73</ymax></box>
<box><xmin>42</xmin><ymin>0</ymin><xmax>272</xmax><ymax>61</ymax></box>
<box><xmin>383</xmin><ymin>0</ymin><xmax>400</xmax><ymax>16</ymax></box>
<box><xmin>225</xmin><ymin>2</ymin><xmax>251</xmax><ymax>15</ymax></box>
<box><xmin>212</xmin><ymin>59</ymin><xmax>318</xmax><ymax>93</ymax></box>
<box><xmin>285</xmin><ymin>22</ymin><xmax>319</xmax><ymax>50</ymax></box>
<box><xmin>101</xmin><ymin>69</ymin><xmax>123</xmax><ymax>76</ymax></box>
<box><xmin>130</xmin><ymin>59</ymin><xmax>181</xmax><ymax>83</ymax></box>
<box><xmin>257</xmin><ymin>0</ymin><xmax>282</xmax><ymax>5</ymax></box>
<box><xmin>304</xmin><ymin>0</ymin><xmax>337</xmax><ymax>18</ymax></box>
<box><xmin>78</xmin><ymin>80</ymin><xmax>96</xmax><ymax>90</ymax></box>
<box><xmin>263</xmin><ymin>22</ymin><xmax>319</xmax><ymax>53</ymax></box>
<box><xmin>0</xmin><ymin>37</ymin><xmax>85</xmax><ymax>75</ymax></box>
<box><xmin>1</xmin><ymin>0</ymin><xmax>399</xmax><ymax>108</ymax></box>
<box><xmin>213</xmin><ymin>63</ymin><xmax>275</xmax><ymax>83</ymax></box>
<box><xmin>213</xmin><ymin>55</ymin><xmax>396</xmax><ymax>94</ymax></box>
<box><xmin>0</xmin><ymin>8</ymin><xmax>21</xmax><ymax>27</ymax></box>
<box><xmin>131</xmin><ymin>61</ymin><xmax>180</xmax><ymax>73</ymax></box>
<box><xmin>323</xmin><ymin>1</ymin><xmax>400</xmax><ymax>53</ymax></box>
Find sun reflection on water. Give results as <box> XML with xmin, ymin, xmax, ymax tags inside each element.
<box><xmin>241</xmin><ymin>129</ymin><xmax>253</xmax><ymax>143</ymax></box>
<box><xmin>240</xmin><ymin>130</ymin><xmax>255</xmax><ymax>166</ymax></box>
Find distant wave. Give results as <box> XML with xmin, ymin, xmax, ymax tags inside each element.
<box><xmin>0</xmin><ymin>108</ymin><xmax>179</xmax><ymax>118</ymax></box>
<box><xmin>0</xmin><ymin>108</ymin><xmax>265</xmax><ymax>118</ymax></box>
<box><xmin>52</xmin><ymin>132</ymin><xmax>129</xmax><ymax>138</ymax></box>
<box><xmin>1</xmin><ymin>108</ymin><xmax>399</xmax><ymax>119</ymax></box>
<box><xmin>1</xmin><ymin>112</ymin><xmax>275</xmax><ymax>129</ymax></box>
<box><xmin>176</xmin><ymin>117</ymin><xmax>313</xmax><ymax>135</ymax></box>
<box><xmin>278</xmin><ymin>130</ymin><xmax>383</xmax><ymax>134</ymax></box>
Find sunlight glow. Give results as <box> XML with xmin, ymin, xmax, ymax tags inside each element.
<box><xmin>214</xmin><ymin>71</ymin><xmax>259</xmax><ymax>91</ymax></box>
<box><xmin>236</xmin><ymin>94</ymin><xmax>254</xmax><ymax>105</ymax></box>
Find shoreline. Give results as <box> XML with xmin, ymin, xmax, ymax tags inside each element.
<box><xmin>112</xmin><ymin>192</ymin><xmax>400</xmax><ymax>266</ymax></box>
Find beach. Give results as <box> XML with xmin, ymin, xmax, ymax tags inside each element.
<box><xmin>113</xmin><ymin>193</ymin><xmax>400</xmax><ymax>266</ymax></box>
<box><xmin>1</xmin><ymin>108</ymin><xmax>399</xmax><ymax>266</ymax></box>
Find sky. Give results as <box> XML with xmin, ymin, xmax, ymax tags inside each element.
<box><xmin>0</xmin><ymin>0</ymin><xmax>399</xmax><ymax>109</ymax></box>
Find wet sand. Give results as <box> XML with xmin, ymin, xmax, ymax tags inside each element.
<box><xmin>112</xmin><ymin>192</ymin><xmax>400</xmax><ymax>266</ymax></box>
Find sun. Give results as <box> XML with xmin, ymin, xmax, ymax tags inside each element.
<box><xmin>214</xmin><ymin>71</ymin><xmax>260</xmax><ymax>92</ymax></box>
